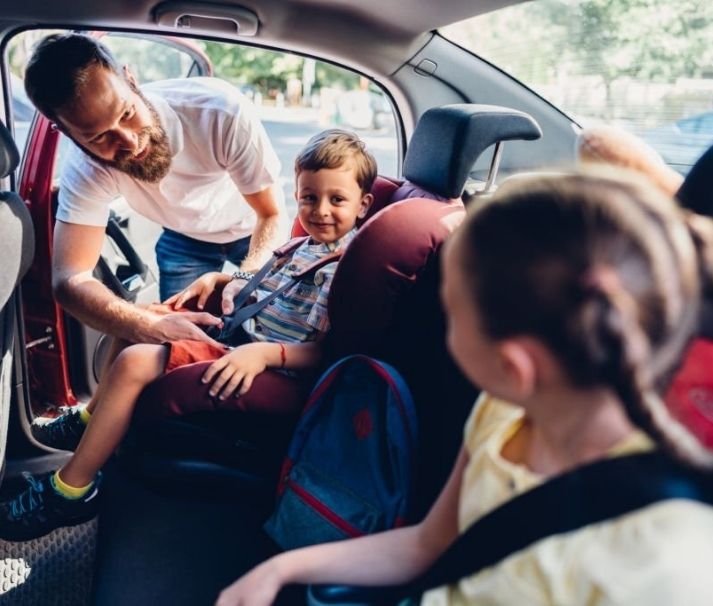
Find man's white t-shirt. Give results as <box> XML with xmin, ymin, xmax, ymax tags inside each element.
<box><xmin>57</xmin><ymin>77</ymin><xmax>282</xmax><ymax>244</ymax></box>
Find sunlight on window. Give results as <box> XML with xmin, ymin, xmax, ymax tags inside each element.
<box><xmin>442</xmin><ymin>0</ymin><xmax>713</xmax><ymax>173</ymax></box>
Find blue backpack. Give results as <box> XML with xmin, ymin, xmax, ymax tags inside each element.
<box><xmin>264</xmin><ymin>355</ymin><xmax>418</xmax><ymax>550</ymax></box>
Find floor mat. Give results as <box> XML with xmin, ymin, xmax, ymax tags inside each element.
<box><xmin>0</xmin><ymin>519</ymin><xmax>97</xmax><ymax>606</ymax></box>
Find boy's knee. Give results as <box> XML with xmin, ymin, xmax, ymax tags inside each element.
<box><xmin>112</xmin><ymin>344</ymin><xmax>166</xmax><ymax>381</ymax></box>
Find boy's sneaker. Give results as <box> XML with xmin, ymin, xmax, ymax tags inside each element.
<box><xmin>0</xmin><ymin>472</ymin><xmax>101</xmax><ymax>541</ymax></box>
<box><xmin>31</xmin><ymin>407</ymin><xmax>87</xmax><ymax>451</ymax></box>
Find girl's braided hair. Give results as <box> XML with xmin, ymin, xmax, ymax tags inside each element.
<box><xmin>460</xmin><ymin>169</ymin><xmax>713</xmax><ymax>469</ymax></box>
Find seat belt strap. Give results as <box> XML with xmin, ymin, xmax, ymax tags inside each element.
<box><xmin>216</xmin><ymin>242</ymin><xmax>342</xmax><ymax>343</ymax></box>
<box><xmin>412</xmin><ymin>451</ymin><xmax>713</xmax><ymax>594</ymax></box>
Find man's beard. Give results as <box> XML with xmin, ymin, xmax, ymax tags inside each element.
<box><xmin>81</xmin><ymin>88</ymin><xmax>172</xmax><ymax>183</ymax></box>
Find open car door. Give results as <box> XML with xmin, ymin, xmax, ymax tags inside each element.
<box><xmin>17</xmin><ymin>32</ymin><xmax>212</xmax><ymax>421</ymax></box>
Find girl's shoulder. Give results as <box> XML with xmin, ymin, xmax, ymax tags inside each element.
<box><xmin>541</xmin><ymin>499</ymin><xmax>713</xmax><ymax>604</ymax></box>
<box><xmin>463</xmin><ymin>393</ymin><xmax>524</xmax><ymax>456</ymax></box>
<box><xmin>456</xmin><ymin>499</ymin><xmax>713</xmax><ymax>606</ymax></box>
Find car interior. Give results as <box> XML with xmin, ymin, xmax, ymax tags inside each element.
<box><xmin>0</xmin><ymin>1</ymin><xmax>711</xmax><ymax>605</ymax></box>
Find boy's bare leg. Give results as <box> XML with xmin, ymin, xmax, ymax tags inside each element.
<box><xmin>85</xmin><ymin>337</ymin><xmax>133</xmax><ymax>414</ymax></box>
<box><xmin>59</xmin><ymin>343</ymin><xmax>169</xmax><ymax>488</ymax></box>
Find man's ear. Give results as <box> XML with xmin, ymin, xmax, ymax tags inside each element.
<box><xmin>51</xmin><ymin>121</ymin><xmax>68</xmax><ymax>136</ymax></box>
<box><xmin>497</xmin><ymin>340</ymin><xmax>538</xmax><ymax>400</ymax></box>
<box><xmin>358</xmin><ymin>193</ymin><xmax>374</xmax><ymax>218</ymax></box>
<box><xmin>123</xmin><ymin>65</ymin><xmax>138</xmax><ymax>88</ymax></box>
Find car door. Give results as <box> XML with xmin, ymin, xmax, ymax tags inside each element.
<box><xmin>16</xmin><ymin>31</ymin><xmax>212</xmax><ymax>420</ymax></box>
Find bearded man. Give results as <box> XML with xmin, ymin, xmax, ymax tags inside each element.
<box><xmin>24</xmin><ymin>33</ymin><xmax>288</xmax><ymax>344</ymax></box>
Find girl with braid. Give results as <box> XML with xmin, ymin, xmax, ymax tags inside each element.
<box><xmin>217</xmin><ymin>170</ymin><xmax>713</xmax><ymax>606</ymax></box>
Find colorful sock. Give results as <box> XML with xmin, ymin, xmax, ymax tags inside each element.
<box><xmin>51</xmin><ymin>470</ymin><xmax>93</xmax><ymax>500</ymax></box>
<box><xmin>79</xmin><ymin>407</ymin><xmax>92</xmax><ymax>425</ymax></box>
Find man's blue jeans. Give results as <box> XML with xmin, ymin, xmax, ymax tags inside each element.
<box><xmin>155</xmin><ymin>229</ymin><xmax>251</xmax><ymax>300</ymax></box>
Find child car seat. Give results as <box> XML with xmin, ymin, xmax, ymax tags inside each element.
<box><xmin>126</xmin><ymin>105</ymin><xmax>542</xmax><ymax>513</ymax></box>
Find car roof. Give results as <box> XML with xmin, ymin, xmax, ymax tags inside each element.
<box><xmin>0</xmin><ymin>0</ymin><xmax>524</xmax><ymax>77</ymax></box>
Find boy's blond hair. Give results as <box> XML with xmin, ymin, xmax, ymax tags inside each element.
<box><xmin>295</xmin><ymin>129</ymin><xmax>377</xmax><ymax>194</ymax></box>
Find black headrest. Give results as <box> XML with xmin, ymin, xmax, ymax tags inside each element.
<box><xmin>677</xmin><ymin>144</ymin><xmax>713</xmax><ymax>216</ymax></box>
<box><xmin>403</xmin><ymin>104</ymin><xmax>542</xmax><ymax>199</ymax></box>
<box><xmin>0</xmin><ymin>120</ymin><xmax>20</xmax><ymax>179</ymax></box>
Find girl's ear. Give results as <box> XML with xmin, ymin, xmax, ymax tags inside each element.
<box><xmin>358</xmin><ymin>193</ymin><xmax>374</xmax><ymax>218</ymax></box>
<box><xmin>497</xmin><ymin>340</ymin><xmax>538</xmax><ymax>400</ymax></box>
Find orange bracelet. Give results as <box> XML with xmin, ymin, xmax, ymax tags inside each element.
<box><xmin>278</xmin><ymin>342</ymin><xmax>286</xmax><ymax>368</ymax></box>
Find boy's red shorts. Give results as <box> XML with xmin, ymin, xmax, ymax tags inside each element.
<box><xmin>165</xmin><ymin>339</ymin><xmax>230</xmax><ymax>373</ymax></box>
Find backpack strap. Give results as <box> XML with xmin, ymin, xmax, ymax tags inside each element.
<box><xmin>308</xmin><ymin>451</ymin><xmax>713</xmax><ymax>605</ymax></box>
<box><xmin>215</xmin><ymin>240</ymin><xmax>342</xmax><ymax>343</ymax></box>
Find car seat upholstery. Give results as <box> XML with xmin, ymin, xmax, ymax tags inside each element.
<box><xmin>125</xmin><ymin>105</ymin><xmax>542</xmax><ymax>512</ymax></box>
<box><xmin>0</xmin><ymin>120</ymin><xmax>34</xmax><ymax>468</ymax></box>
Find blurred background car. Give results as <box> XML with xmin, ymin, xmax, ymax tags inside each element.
<box><xmin>640</xmin><ymin>110</ymin><xmax>713</xmax><ymax>175</ymax></box>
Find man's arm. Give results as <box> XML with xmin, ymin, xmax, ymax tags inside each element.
<box><xmin>53</xmin><ymin>220</ymin><xmax>223</xmax><ymax>344</ymax></box>
<box><xmin>238</xmin><ymin>184</ymin><xmax>289</xmax><ymax>273</ymax></box>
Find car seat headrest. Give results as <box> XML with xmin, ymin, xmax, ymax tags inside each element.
<box><xmin>403</xmin><ymin>104</ymin><xmax>542</xmax><ymax>199</ymax></box>
<box><xmin>0</xmin><ymin>121</ymin><xmax>20</xmax><ymax>179</ymax></box>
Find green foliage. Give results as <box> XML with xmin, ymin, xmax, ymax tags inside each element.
<box><xmin>197</xmin><ymin>41</ymin><xmax>360</xmax><ymax>94</ymax></box>
<box><xmin>531</xmin><ymin>0</ymin><xmax>713</xmax><ymax>83</ymax></box>
<box><xmin>443</xmin><ymin>0</ymin><xmax>713</xmax><ymax>122</ymax></box>
<box><xmin>198</xmin><ymin>42</ymin><xmax>290</xmax><ymax>90</ymax></box>
<box><xmin>447</xmin><ymin>0</ymin><xmax>713</xmax><ymax>85</ymax></box>
<box><xmin>314</xmin><ymin>62</ymin><xmax>359</xmax><ymax>91</ymax></box>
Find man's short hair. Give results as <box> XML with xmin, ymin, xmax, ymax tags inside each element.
<box><xmin>295</xmin><ymin>129</ymin><xmax>378</xmax><ymax>194</ymax></box>
<box><xmin>24</xmin><ymin>33</ymin><xmax>121</xmax><ymax>123</ymax></box>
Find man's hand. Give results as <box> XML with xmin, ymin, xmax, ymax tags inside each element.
<box><xmin>201</xmin><ymin>342</ymin><xmax>271</xmax><ymax>399</ymax></box>
<box><xmin>221</xmin><ymin>277</ymin><xmax>249</xmax><ymax>315</ymax></box>
<box><xmin>164</xmin><ymin>272</ymin><xmax>232</xmax><ymax>311</ymax></box>
<box><xmin>149</xmin><ymin>311</ymin><xmax>224</xmax><ymax>346</ymax></box>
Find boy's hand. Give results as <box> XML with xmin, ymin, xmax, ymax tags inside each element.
<box><xmin>202</xmin><ymin>343</ymin><xmax>269</xmax><ymax>399</ymax></box>
<box><xmin>215</xmin><ymin>560</ymin><xmax>282</xmax><ymax>606</ymax></box>
<box><xmin>164</xmin><ymin>272</ymin><xmax>232</xmax><ymax>311</ymax></box>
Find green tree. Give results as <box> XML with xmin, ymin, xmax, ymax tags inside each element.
<box><xmin>445</xmin><ymin>0</ymin><xmax>713</xmax><ymax>121</ymax></box>
<box><xmin>198</xmin><ymin>42</ymin><xmax>299</xmax><ymax>93</ymax></box>
<box><xmin>198</xmin><ymin>41</ymin><xmax>362</xmax><ymax>96</ymax></box>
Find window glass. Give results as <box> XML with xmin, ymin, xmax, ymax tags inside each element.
<box><xmin>101</xmin><ymin>34</ymin><xmax>206</xmax><ymax>82</ymax></box>
<box><xmin>441</xmin><ymin>1</ymin><xmax>713</xmax><ymax>174</ymax></box>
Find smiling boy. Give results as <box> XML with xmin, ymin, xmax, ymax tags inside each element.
<box><xmin>0</xmin><ymin>129</ymin><xmax>377</xmax><ymax>541</ymax></box>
